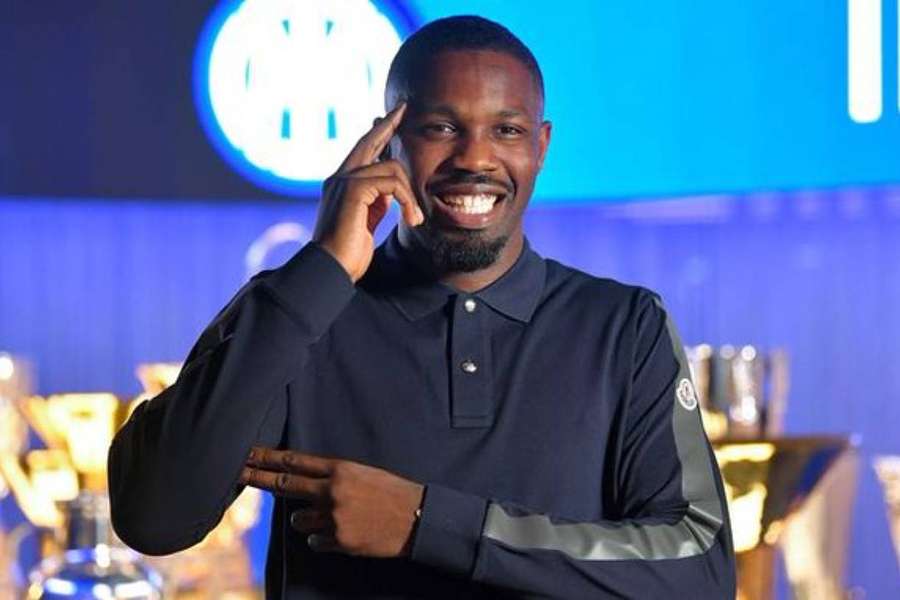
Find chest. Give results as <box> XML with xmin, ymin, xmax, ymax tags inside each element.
<box><xmin>285</xmin><ymin>298</ymin><xmax>632</xmax><ymax>519</ymax></box>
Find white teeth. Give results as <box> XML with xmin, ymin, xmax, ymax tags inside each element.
<box><xmin>439</xmin><ymin>194</ymin><xmax>498</xmax><ymax>215</ymax></box>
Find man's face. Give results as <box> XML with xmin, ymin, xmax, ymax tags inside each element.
<box><xmin>390</xmin><ymin>50</ymin><xmax>551</xmax><ymax>272</ymax></box>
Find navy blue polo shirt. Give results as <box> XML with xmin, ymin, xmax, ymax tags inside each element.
<box><xmin>109</xmin><ymin>229</ymin><xmax>735</xmax><ymax>598</ymax></box>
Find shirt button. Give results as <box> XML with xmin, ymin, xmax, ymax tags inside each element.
<box><xmin>464</xmin><ymin>298</ymin><xmax>477</xmax><ymax>313</ymax></box>
<box><xmin>460</xmin><ymin>360</ymin><xmax>478</xmax><ymax>373</ymax></box>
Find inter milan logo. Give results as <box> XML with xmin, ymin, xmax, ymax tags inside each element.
<box><xmin>676</xmin><ymin>378</ymin><xmax>698</xmax><ymax>411</ymax></box>
<box><xmin>193</xmin><ymin>0</ymin><xmax>416</xmax><ymax>195</ymax></box>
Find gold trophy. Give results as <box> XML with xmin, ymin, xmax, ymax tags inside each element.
<box><xmin>0</xmin><ymin>374</ymin><xmax>164</xmax><ymax>599</ymax></box>
<box><xmin>0</xmin><ymin>355</ymin><xmax>262</xmax><ymax>598</ymax></box>
<box><xmin>713</xmin><ymin>437</ymin><xmax>859</xmax><ymax>600</ymax></box>
<box><xmin>687</xmin><ymin>346</ymin><xmax>859</xmax><ymax>599</ymax></box>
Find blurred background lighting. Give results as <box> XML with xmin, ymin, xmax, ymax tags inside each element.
<box><xmin>0</xmin><ymin>355</ymin><xmax>15</xmax><ymax>381</ymax></box>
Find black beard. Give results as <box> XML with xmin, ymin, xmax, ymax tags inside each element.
<box><xmin>426</xmin><ymin>227</ymin><xmax>509</xmax><ymax>273</ymax></box>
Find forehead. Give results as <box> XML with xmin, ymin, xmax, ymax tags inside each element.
<box><xmin>407</xmin><ymin>50</ymin><xmax>542</xmax><ymax>118</ymax></box>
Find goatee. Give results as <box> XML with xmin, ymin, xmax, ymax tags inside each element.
<box><xmin>427</xmin><ymin>228</ymin><xmax>509</xmax><ymax>273</ymax></box>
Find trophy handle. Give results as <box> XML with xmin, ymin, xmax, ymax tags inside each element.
<box><xmin>0</xmin><ymin>455</ymin><xmax>63</xmax><ymax>530</ymax></box>
<box><xmin>14</xmin><ymin>397</ymin><xmax>65</xmax><ymax>450</ymax></box>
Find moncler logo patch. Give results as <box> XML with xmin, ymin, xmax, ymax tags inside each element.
<box><xmin>676</xmin><ymin>378</ymin><xmax>698</xmax><ymax>411</ymax></box>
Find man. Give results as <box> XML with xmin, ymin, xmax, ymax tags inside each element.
<box><xmin>109</xmin><ymin>15</ymin><xmax>735</xmax><ymax>599</ymax></box>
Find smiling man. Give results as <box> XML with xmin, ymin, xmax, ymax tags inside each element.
<box><xmin>389</xmin><ymin>45</ymin><xmax>546</xmax><ymax>285</ymax></box>
<box><xmin>109</xmin><ymin>15</ymin><xmax>735</xmax><ymax>599</ymax></box>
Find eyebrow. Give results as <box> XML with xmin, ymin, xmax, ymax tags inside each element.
<box><xmin>414</xmin><ymin>104</ymin><xmax>528</xmax><ymax>120</ymax></box>
<box><xmin>415</xmin><ymin>104</ymin><xmax>456</xmax><ymax>117</ymax></box>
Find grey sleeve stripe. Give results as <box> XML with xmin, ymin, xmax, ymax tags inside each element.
<box><xmin>482</xmin><ymin>297</ymin><xmax>724</xmax><ymax>561</ymax></box>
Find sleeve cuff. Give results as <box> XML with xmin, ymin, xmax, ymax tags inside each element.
<box><xmin>410</xmin><ymin>483</ymin><xmax>488</xmax><ymax>578</ymax></box>
<box><xmin>261</xmin><ymin>242</ymin><xmax>355</xmax><ymax>339</ymax></box>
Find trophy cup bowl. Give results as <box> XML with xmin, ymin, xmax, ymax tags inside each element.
<box><xmin>685</xmin><ymin>345</ymin><xmax>789</xmax><ymax>442</ymax></box>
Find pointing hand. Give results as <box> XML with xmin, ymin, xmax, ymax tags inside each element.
<box><xmin>239</xmin><ymin>447</ymin><xmax>425</xmax><ymax>558</ymax></box>
<box><xmin>313</xmin><ymin>103</ymin><xmax>424</xmax><ymax>283</ymax></box>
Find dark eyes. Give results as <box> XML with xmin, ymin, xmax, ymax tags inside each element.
<box><xmin>418</xmin><ymin>123</ymin><xmax>526</xmax><ymax>138</ymax></box>
<box><xmin>422</xmin><ymin>123</ymin><xmax>456</xmax><ymax>136</ymax></box>
<box><xmin>496</xmin><ymin>124</ymin><xmax>525</xmax><ymax>137</ymax></box>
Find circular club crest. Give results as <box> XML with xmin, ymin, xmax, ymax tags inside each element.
<box><xmin>676</xmin><ymin>378</ymin><xmax>698</xmax><ymax>411</ymax></box>
<box><xmin>194</xmin><ymin>0</ymin><xmax>417</xmax><ymax>195</ymax></box>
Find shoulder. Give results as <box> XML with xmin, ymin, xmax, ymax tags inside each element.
<box><xmin>541</xmin><ymin>257</ymin><xmax>660</xmax><ymax>318</ymax></box>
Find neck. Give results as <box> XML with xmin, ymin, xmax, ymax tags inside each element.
<box><xmin>397</xmin><ymin>227</ymin><xmax>524</xmax><ymax>293</ymax></box>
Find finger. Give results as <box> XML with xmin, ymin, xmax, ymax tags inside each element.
<box><xmin>240</xmin><ymin>466</ymin><xmax>331</xmax><ymax>502</ymax></box>
<box><xmin>343</xmin><ymin>161</ymin><xmax>422</xmax><ymax>225</ymax></box>
<box><xmin>338</xmin><ymin>102</ymin><xmax>406</xmax><ymax>173</ymax></box>
<box><xmin>342</xmin><ymin>160</ymin><xmax>412</xmax><ymax>188</ymax></box>
<box><xmin>247</xmin><ymin>447</ymin><xmax>333</xmax><ymax>477</ymax></box>
<box><xmin>367</xmin><ymin>194</ymin><xmax>391</xmax><ymax>233</ymax></box>
<box><xmin>307</xmin><ymin>533</ymin><xmax>341</xmax><ymax>553</ymax></box>
<box><xmin>290</xmin><ymin>509</ymin><xmax>332</xmax><ymax>533</ymax></box>
<box><xmin>346</xmin><ymin>176</ymin><xmax>423</xmax><ymax>227</ymax></box>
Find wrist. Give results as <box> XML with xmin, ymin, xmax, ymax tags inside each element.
<box><xmin>314</xmin><ymin>240</ymin><xmax>360</xmax><ymax>283</ymax></box>
<box><xmin>262</xmin><ymin>243</ymin><xmax>356</xmax><ymax>336</ymax></box>
<box><xmin>409</xmin><ymin>484</ymin><xmax>487</xmax><ymax>576</ymax></box>
<box><xmin>400</xmin><ymin>483</ymin><xmax>425</xmax><ymax>557</ymax></box>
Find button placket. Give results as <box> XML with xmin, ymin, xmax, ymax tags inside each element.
<box><xmin>449</xmin><ymin>295</ymin><xmax>493</xmax><ymax>428</ymax></box>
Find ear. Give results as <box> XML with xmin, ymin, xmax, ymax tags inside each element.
<box><xmin>536</xmin><ymin>120</ymin><xmax>552</xmax><ymax>171</ymax></box>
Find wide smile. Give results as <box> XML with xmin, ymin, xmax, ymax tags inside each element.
<box><xmin>429</xmin><ymin>187</ymin><xmax>510</xmax><ymax>229</ymax></box>
<box><xmin>439</xmin><ymin>193</ymin><xmax>498</xmax><ymax>214</ymax></box>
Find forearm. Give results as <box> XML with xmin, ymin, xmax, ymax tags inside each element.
<box><xmin>108</xmin><ymin>243</ymin><xmax>355</xmax><ymax>555</ymax></box>
<box><xmin>411</xmin><ymin>473</ymin><xmax>733</xmax><ymax>598</ymax></box>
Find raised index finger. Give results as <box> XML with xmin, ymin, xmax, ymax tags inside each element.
<box><xmin>337</xmin><ymin>102</ymin><xmax>406</xmax><ymax>174</ymax></box>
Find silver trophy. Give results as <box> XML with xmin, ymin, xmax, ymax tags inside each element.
<box><xmin>0</xmin><ymin>354</ymin><xmax>164</xmax><ymax>599</ymax></box>
<box><xmin>686</xmin><ymin>345</ymin><xmax>789</xmax><ymax>440</ymax></box>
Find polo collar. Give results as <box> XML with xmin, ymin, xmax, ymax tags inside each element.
<box><xmin>362</xmin><ymin>228</ymin><xmax>546</xmax><ymax>323</ymax></box>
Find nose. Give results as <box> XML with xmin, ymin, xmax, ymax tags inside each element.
<box><xmin>450</xmin><ymin>131</ymin><xmax>498</xmax><ymax>173</ymax></box>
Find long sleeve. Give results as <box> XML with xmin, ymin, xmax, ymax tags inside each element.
<box><xmin>108</xmin><ymin>243</ymin><xmax>355</xmax><ymax>556</ymax></box>
<box><xmin>409</xmin><ymin>293</ymin><xmax>736</xmax><ymax>598</ymax></box>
